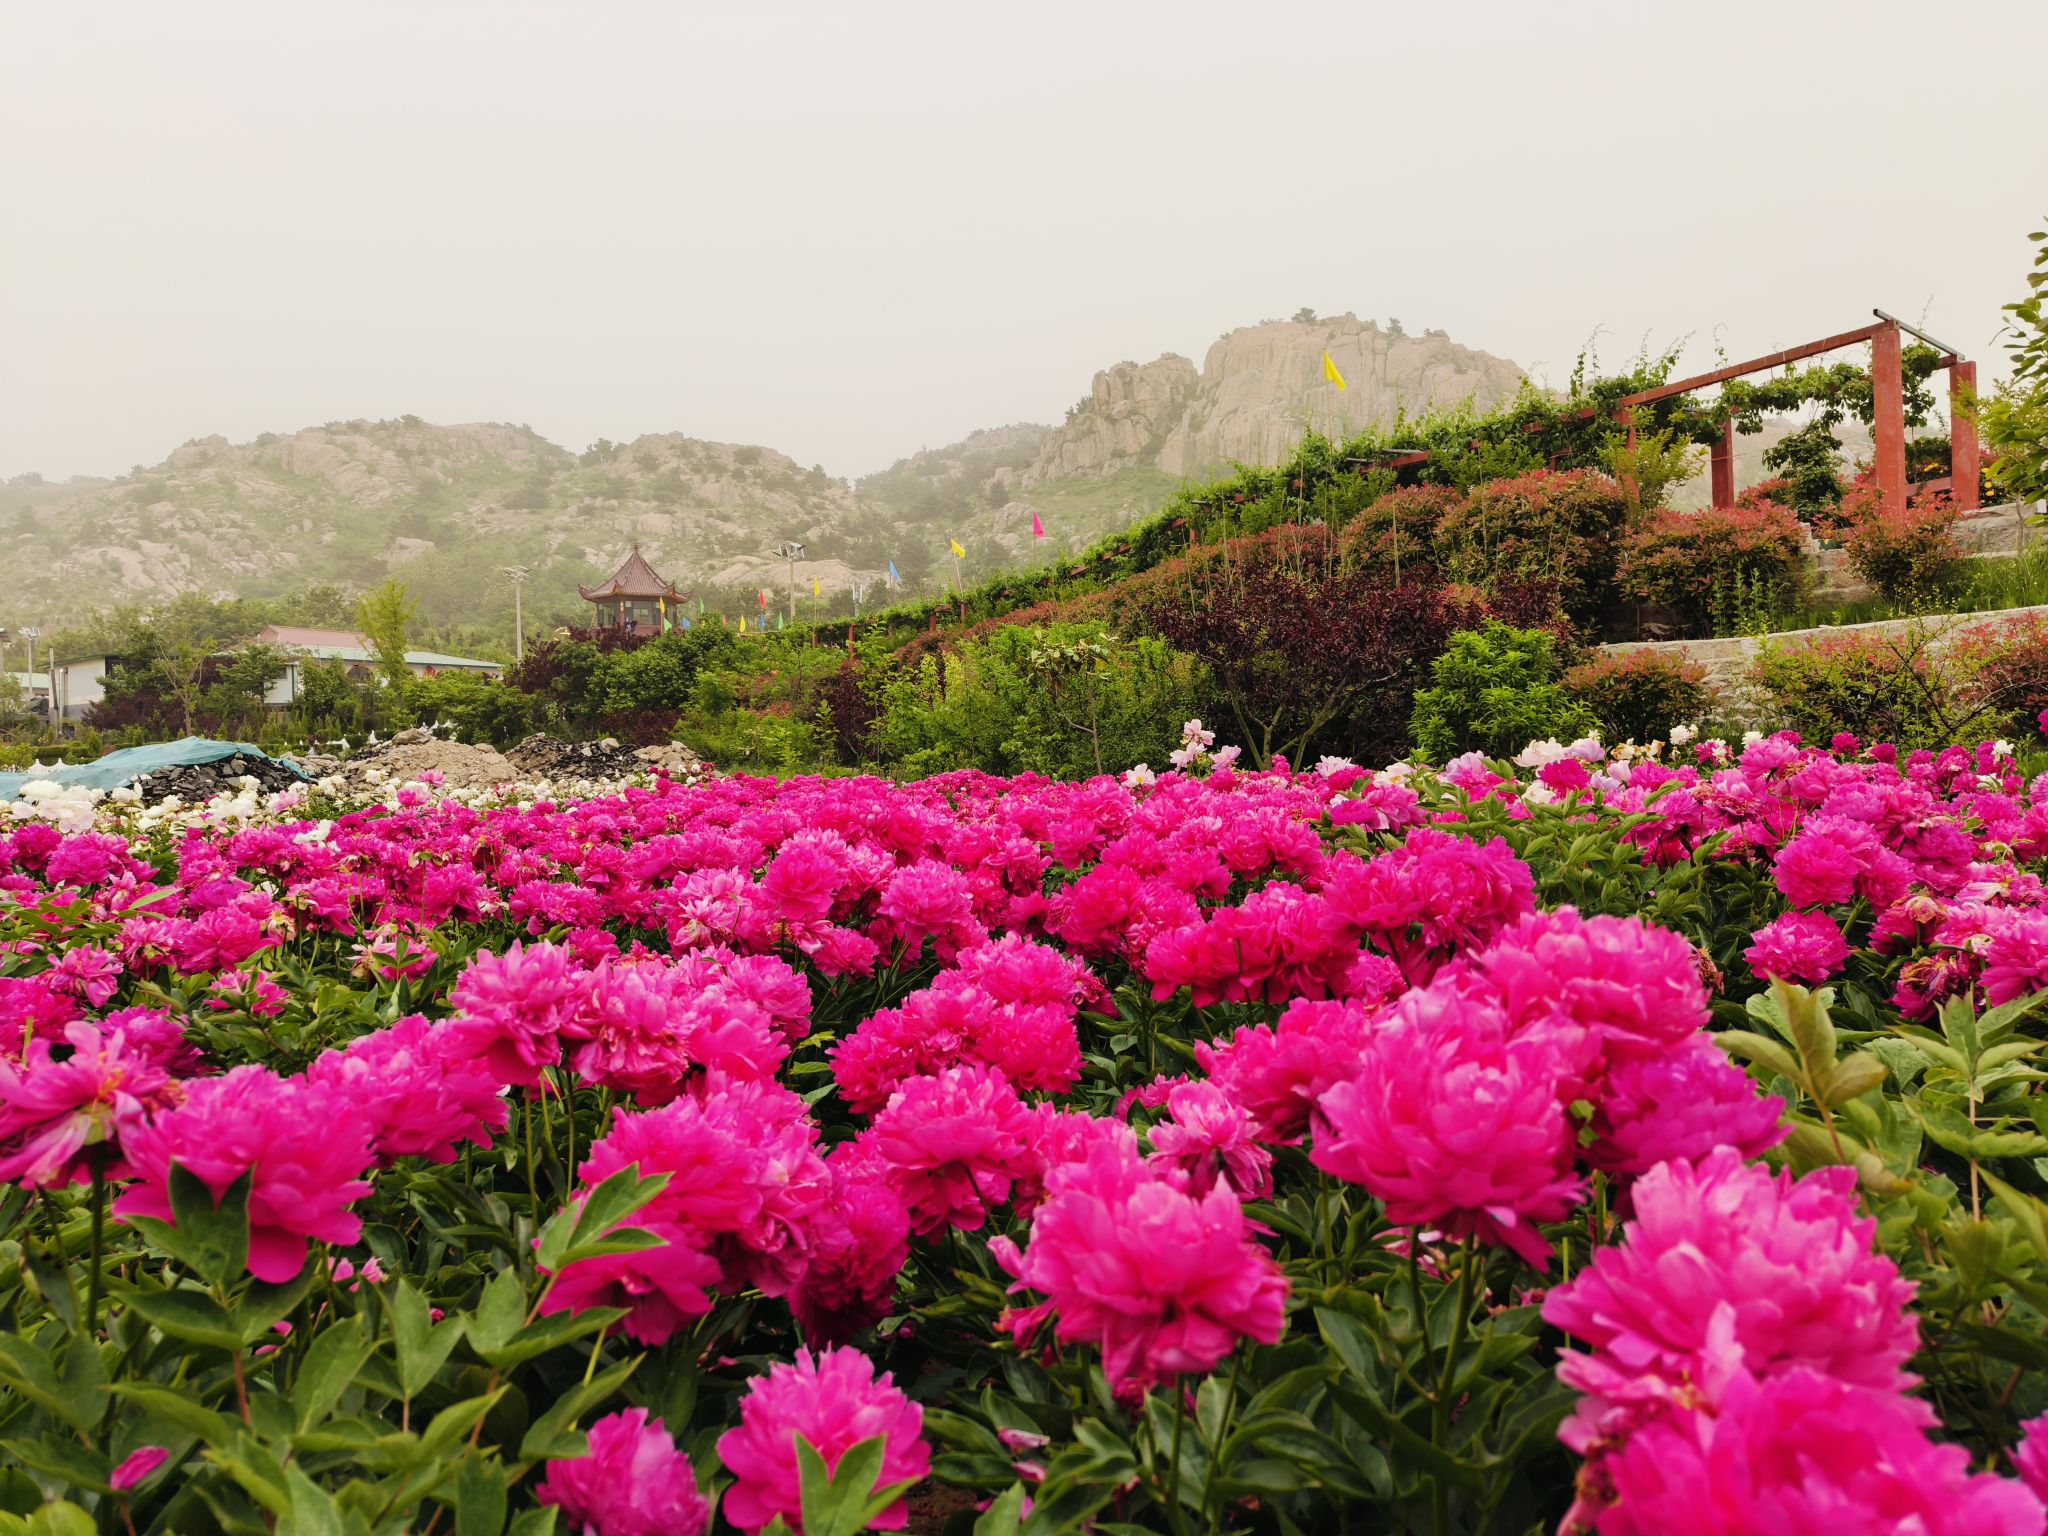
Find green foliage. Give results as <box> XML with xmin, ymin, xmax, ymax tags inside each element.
<box><xmin>355</xmin><ymin>579</ymin><xmax>419</xmax><ymax>688</ymax></box>
<box><xmin>402</xmin><ymin>671</ymin><xmax>535</xmax><ymax>746</ymax></box>
<box><xmin>1597</xmin><ymin>424</ymin><xmax>1702</xmax><ymax>517</ymax></box>
<box><xmin>1617</xmin><ymin>499</ymin><xmax>1810</xmax><ymax>638</ymax></box>
<box><xmin>1984</xmin><ymin>220</ymin><xmax>2048</xmax><ymax>507</ymax></box>
<box><xmin>1410</xmin><ymin>621</ymin><xmax>1595</xmax><ymax>761</ymax></box>
<box><xmin>1842</xmin><ymin>487</ymin><xmax>1967</xmax><ymax>605</ymax></box>
<box><xmin>1433</xmin><ymin>471</ymin><xmax>1630</xmax><ymax>624</ymax></box>
<box><xmin>1749</xmin><ymin>628</ymin><xmax>1988</xmax><ymax>751</ymax></box>
<box><xmin>1761</xmin><ymin>419</ymin><xmax>1847</xmax><ymax>516</ymax></box>
<box><xmin>866</xmin><ymin>622</ymin><xmax>1202</xmax><ymax>780</ymax></box>
<box><xmin>1562</xmin><ymin>648</ymin><xmax>1708</xmax><ymax>746</ymax></box>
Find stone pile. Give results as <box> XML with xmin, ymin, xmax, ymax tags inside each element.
<box><xmin>134</xmin><ymin>752</ymin><xmax>305</xmax><ymax>805</ymax></box>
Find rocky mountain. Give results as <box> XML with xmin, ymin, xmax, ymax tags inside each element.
<box><xmin>1024</xmin><ymin>315</ymin><xmax>1525</xmax><ymax>485</ymax></box>
<box><xmin>0</xmin><ymin>316</ymin><xmax>1528</xmax><ymax>632</ymax></box>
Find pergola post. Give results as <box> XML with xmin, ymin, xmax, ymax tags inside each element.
<box><xmin>1870</xmin><ymin>320</ymin><xmax>1909</xmax><ymax>518</ymax></box>
<box><xmin>1709</xmin><ymin>417</ymin><xmax>1737</xmax><ymax>508</ymax></box>
<box><xmin>1950</xmin><ymin>359</ymin><xmax>1981</xmax><ymax>511</ymax></box>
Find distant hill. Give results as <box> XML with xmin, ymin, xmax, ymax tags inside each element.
<box><xmin>0</xmin><ymin>315</ymin><xmax>1526</xmax><ymax>630</ymax></box>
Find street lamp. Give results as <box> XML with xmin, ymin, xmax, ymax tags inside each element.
<box><xmin>773</xmin><ymin>541</ymin><xmax>806</xmax><ymax>623</ymax></box>
<box><xmin>20</xmin><ymin>628</ymin><xmax>39</xmax><ymax>677</ymax></box>
<box><xmin>500</xmin><ymin>567</ymin><xmax>530</xmax><ymax>663</ymax></box>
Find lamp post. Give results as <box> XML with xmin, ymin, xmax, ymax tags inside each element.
<box><xmin>773</xmin><ymin>540</ymin><xmax>806</xmax><ymax>624</ymax></box>
<box><xmin>21</xmin><ymin>627</ymin><xmax>39</xmax><ymax>678</ymax></box>
<box><xmin>500</xmin><ymin>567</ymin><xmax>529</xmax><ymax>663</ymax></box>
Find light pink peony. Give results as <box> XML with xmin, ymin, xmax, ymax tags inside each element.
<box><xmin>1744</xmin><ymin>911</ymin><xmax>1849</xmax><ymax>984</ymax></box>
<box><xmin>116</xmin><ymin>1066</ymin><xmax>373</xmax><ymax>1282</ymax></box>
<box><xmin>537</xmin><ymin>1407</ymin><xmax>709</xmax><ymax>1536</ymax></box>
<box><xmin>991</xmin><ymin>1141</ymin><xmax>1288</xmax><ymax>1393</ymax></box>
<box><xmin>717</xmin><ymin>1347</ymin><xmax>930</xmax><ymax>1534</ymax></box>
<box><xmin>1544</xmin><ymin>1148</ymin><xmax>1920</xmax><ymax>1458</ymax></box>
<box><xmin>1312</xmin><ymin>987</ymin><xmax>1581</xmax><ymax>1268</ymax></box>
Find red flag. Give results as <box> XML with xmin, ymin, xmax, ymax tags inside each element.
<box><xmin>1031</xmin><ymin>511</ymin><xmax>1046</xmax><ymax>539</ymax></box>
<box><xmin>758</xmin><ymin>589</ymin><xmax>768</xmax><ymax>610</ymax></box>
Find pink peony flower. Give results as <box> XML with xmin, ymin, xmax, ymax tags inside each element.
<box><xmin>1193</xmin><ymin>997</ymin><xmax>1382</xmax><ymax>1144</ymax></box>
<box><xmin>0</xmin><ymin>1019</ymin><xmax>178</xmax><ymax>1188</ymax></box>
<box><xmin>577</xmin><ymin>1077</ymin><xmax>829</xmax><ymax>1299</ymax></box>
<box><xmin>108</xmin><ymin>1445</ymin><xmax>168</xmax><ymax>1493</ymax></box>
<box><xmin>539</xmin><ymin>1219</ymin><xmax>721</xmax><ymax>1346</ymax></box>
<box><xmin>1320</xmin><ymin>829</ymin><xmax>1536</xmax><ymax>983</ymax></box>
<box><xmin>537</xmin><ymin>1407</ymin><xmax>709</xmax><ymax>1536</ymax></box>
<box><xmin>1586</xmin><ymin>1035</ymin><xmax>1786</xmax><ymax>1178</ymax></box>
<box><xmin>717</xmin><ymin>1347</ymin><xmax>930</xmax><ymax>1534</ymax></box>
<box><xmin>116</xmin><ymin>1066</ymin><xmax>373</xmax><ymax>1282</ymax></box>
<box><xmin>1458</xmin><ymin>907</ymin><xmax>1708</xmax><ymax>1060</ymax></box>
<box><xmin>1583</xmin><ymin>1365</ymin><xmax>2044</xmax><ymax>1535</ymax></box>
<box><xmin>441</xmin><ymin>940</ymin><xmax>581</xmax><ymax>1088</ymax></box>
<box><xmin>1744</xmin><ymin>911</ymin><xmax>1849</xmax><ymax>984</ymax></box>
<box><xmin>2017</xmin><ymin>1412</ymin><xmax>2048</xmax><ymax>1503</ymax></box>
<box><xmin>1544</xmin><ymin>1148</ymin><xmax>1920</xmax><ymax>1459</ymax></box>
<box><xmin>1312</xmin><ymin>986</ymin><xmax>1581</xmax><ymax>1268</ymax></box>
<box><xmin>1145</xmin><ymin>1080</ymin><xmax>1273</xmax><ymax>1199</ymax></box>
<box><xmin>991</xmin><ymin>1141</ymin><xmax>1287</xmax><ymax>1393</ymax></box>
<box><xmin>869</xmin><ymin>1064</ymin><xmax>1036</xmax><ymax>1235</ymax></box>
<box><xmin>307</xmin><ymin>1015</ymin><xmax>507</xmax><ymax>1165</ymax></box>
<box><xmin>787</xmin><ymin>1142</ymin><xmax>912</xmax><ymax>1345</ymax></box>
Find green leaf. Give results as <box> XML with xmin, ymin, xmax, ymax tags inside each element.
<box><xmin>24</xmin><ymin>1503</ymin><xmax>94</xmax><ymax>1536</ymax></box>
<box><xmin>463</xmin><ymin>1270</ymin><xmax>526</xmax><ymax>1360</ymax></box>
<box><xmin>455</xmin><ymin>1456</ymin><xmax>508</xmax><ymax>1536</ymax></box>
<box><xmin>125</xmin><ymin>1288</ymin><xmax>244</xmax><ymax>1352</ymax></box>
<box><xmin>108</xmin><ymin>1383</ymin><xmax>236</xmax><ymax>1447</ymax></box>
<box><xmin>282</xmin><ymin>1465</ymin><xmax>345</xmax><ymax>1536</ymax></box>
<box><xmin>972</xmin><ymin>1483</ymin><xmax>1029</xmax><ymax>1536</ymax></box>
<box><xmin>570</xmin><ymin>1164</ymin><xmax>672</xmax><ymax>1252</ymax></box>
<box><xmin>166</xmin><ymin>1163</ymin><xmax>251</xmax><ymax>1286</ymax></box>
<box><xmin>294</xmin><ymin>1323</ymin><xmax>372</xmax><ymax>1431</ymax></box>
<box><xmin>1817</xmin><ymin>1050</ymin><xmax>1888</xmax><ymax>1108</ymax></box>
<box><xmin>520</xmin><ymin>1358</ymin><xmax>640</xmax><ymax>1462</ymax></box>
<box><xmin>470</xmin><ymin>1308</ymin><xmax>622</xmax><ymax>1371</ymax></box>
<box><xmin>388</xmin><ymin>1280</ymin><xmax>464</xmax><ymax>1401</ymax></box>
<box><xmin>239</xmin><ymin>1268</ymin><xmax>319</xmax><ymax>1344</ymax></box>
<box><xmin>505</xmin><ymin>1510</ymin><xmax>557</xmax><ymax>1536</ymax></box>
<box><xmin>1714</xmin><ymin>1029</ymin><xmax>1804</xmax><ymax>1088</ymax></box>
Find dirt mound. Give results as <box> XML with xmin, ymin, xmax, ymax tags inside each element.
<box><xmin>345</xmin><ymin>728</ymin><xmax>516</xmax><ymax>791</ymax></box>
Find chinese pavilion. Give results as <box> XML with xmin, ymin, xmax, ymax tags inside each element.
<box><xmin>578</xmin><ymin>546</ymin><xmax>687</xmax><ymax>638</ymax></box>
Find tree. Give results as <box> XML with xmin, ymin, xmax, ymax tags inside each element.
<box><xmin>1138</xmin><ymin>529</ymin><xmax>1452</xmax><ymax>769</ymax></box>
<box><xmin>1984</xmin><ymin>220</ymin><xmax>2048</xmax><ymax>507</ymax></box>
<box><xmin>356</xmin><ymin>578</ymin><xmax>419</xmax><ymax>688</ymax></box>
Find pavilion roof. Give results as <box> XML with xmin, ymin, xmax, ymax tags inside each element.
<box><xmin>578</xmin><ymin>546</ymin><xmax>684</xmax><ymax>601</ymax></box>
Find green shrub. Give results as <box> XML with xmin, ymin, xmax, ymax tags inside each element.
<box><xmin>1563</xmin><ymin>647</ymin><xmax>1709</xmax><ymax>745</ymax></box>
<box><xmin>1749</xmin><ymin>628</ymin><xmax>1981</xmax><ymax>750</ymax></box>
<box><xmin>1335</xmin><ymin>482</ymin><xmax>1465</xmax><ymax>578</ymax></box>
<box><xmin>1842</xmin><ymin>485</ymin><xmax>1965</xmax><ymax>603</ymax></box>
<box><xmin>401</xmin><ymin>671</ymin><xmax>535</xmax><ymax>746</ymax></box>
<box><xmin>868</xmin><ymin>621</ymin><xmax>1203</xmax><ymax>779</ymax></box>
<box><xmin>1410</xmin><ymin>620</ymin><xmax>1596</xmax><ymax>761</ymax></box>
<box><xmin>1616</xmin><ymin>498</ymin><xmax>1810</xmax><ymax>637</ymax></box>
<box><xmin>1433</xmin><ymin>469</ymin><xmax>1630</xmax><ymax>623</ymax></box>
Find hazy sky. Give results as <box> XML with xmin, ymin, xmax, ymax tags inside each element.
<box><xmin>5</xmin><ymin>1</ymin><xmax>2045</xmax><ymax>483</ymax></box>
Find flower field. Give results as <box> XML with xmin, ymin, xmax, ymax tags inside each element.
<box><xmin>4</xmin><ymin>731</ymin><xmax>2048</xmax><ymax>1535</ymax></box>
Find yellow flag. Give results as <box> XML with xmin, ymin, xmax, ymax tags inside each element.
<box><xmin>811</xmin><ymin>576</ymin><xmax>820</xmax><ymax>596</ymax></box>
<box><xmin>1322</xmin><ymin>350</ymin><xmax>1347</xmax><ymax>391</ymax></box>
<box><xmin>950</xmin><ymin>538</ymin><xmax>966</xmax><ymax>558</ymax></box>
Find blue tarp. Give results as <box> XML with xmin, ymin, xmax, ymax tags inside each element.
<box><xmin>0</xmin><ymin>737</ymin><xmax>307</xmax><ymax>801</ymax></box>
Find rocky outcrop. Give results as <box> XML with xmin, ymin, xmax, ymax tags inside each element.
<box><xmin>1022</xmin><ymin>357</ymin><xmax>1198</xmax><ymax>486</ymax></box>
<box><xmin>1023</xmin><ymin>317</ymin><xmax>1523</xmax><ymax>485</ymax></box>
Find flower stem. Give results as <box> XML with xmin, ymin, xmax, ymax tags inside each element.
<box><xmin>1163</xmin><ymin>1381</ymin><xmax>1193</xmax><ymax>1536</ymax></box>
<box><xmin>1431</xmin><ymin>1234</ymin><xmax>1479</xmax><ymax>1536</ymax></box>
<box><xmin>86</xmin><ymin>1160</ymin><xmax>107</xmax><ymax>1336</ymax></box>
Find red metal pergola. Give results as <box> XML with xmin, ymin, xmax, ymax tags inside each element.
<box><xmin>1617</xmin><ymin>310</ymin><xmax>1980</xmax><ymax>515</ymax></box>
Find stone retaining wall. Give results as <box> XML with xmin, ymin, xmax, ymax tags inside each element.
<box><xmin>1598</xmin><ymin>601</ymin><xmax>2048</xmax><ymax>726</ymax></box>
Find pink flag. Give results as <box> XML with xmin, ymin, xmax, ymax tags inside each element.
<box><xmin>1030</xmin><ymin>511</ymin><xmax>1046</xmax><ymax>539</ymax></box>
